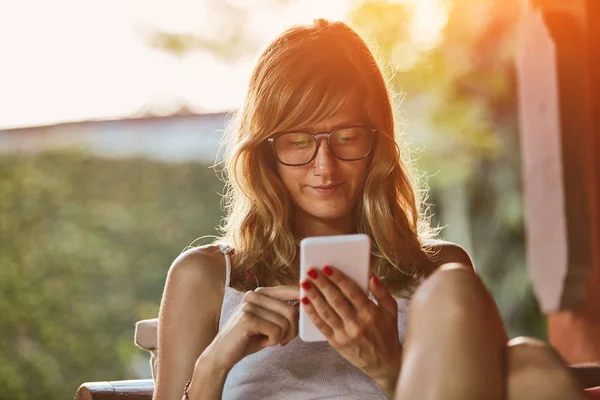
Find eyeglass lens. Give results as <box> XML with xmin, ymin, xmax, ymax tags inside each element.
<box><xmin>273</xmin><ymin>127</ymin><xmax>371</xmax><ymax>165</ymax></box>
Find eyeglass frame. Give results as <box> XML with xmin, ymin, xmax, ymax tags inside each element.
<box><xmin>266</xmin><ymin>124</ymin><xmax>378</xmax><ymax>166</ymax></box>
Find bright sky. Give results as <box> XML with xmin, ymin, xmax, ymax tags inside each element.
<box><xmin>0</xmin><ymin>0</ymin><xmax>446</xmax><ymax>130</ymax></box>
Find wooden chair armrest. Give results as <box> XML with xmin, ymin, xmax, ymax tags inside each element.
<box><xmin>73</xmin><ymin>365</ymin><xmax>599</xmax><ymax>399</ymax></box>
<box><xmin>74</xmin><ymin>379</ymin><xmax>154</xmax><ymax>400</ymax></box>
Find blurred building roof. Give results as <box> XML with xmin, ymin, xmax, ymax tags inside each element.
<box><xmin>0</xmin><ymin>111</ymin><xmax>232</xmax><ymax>163</ymax></box>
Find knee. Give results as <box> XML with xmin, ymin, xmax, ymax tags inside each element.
<box><xmin>507</xmin><ymin>337</ymin><xmax>570</xmax><ymax>375</ymax></box>
<box><xmin>507</xmin><ymin>337</ymin><xmax>584</xmax><ymax>399</ymax></box>
<box><xmin>409</xmin><ymin>264</ymin><xmax>504</xmax><ymax>335</ymax></box>
<box><xmin>412</xmin><ymin>263</ymin><xmax>489</xmax><ymax>315</ymax></box>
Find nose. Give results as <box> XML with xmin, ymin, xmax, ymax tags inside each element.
<box><xmin>312</xmin><ymin>136</ymin><xmax>336</xmax><ymax>176</ymax></box>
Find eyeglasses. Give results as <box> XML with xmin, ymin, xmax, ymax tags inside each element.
<box><xmin>267</xmin><ymin>125</ymin><xmax>377</xmax><ymax>166</ymax></box>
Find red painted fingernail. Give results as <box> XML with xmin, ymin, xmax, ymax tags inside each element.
<box><xmin>301</xmin><ymin>297</ymin><xmax>310</xmax><ymax>305</ymax></box>
<box><xmin>323</xmin><ymin>266</ymin><xmax>333</xmax><ymax>276</ymax></box>
<box><xmin>301</xmin><ymin>280</ymin><xmax>311</xmax><ymax>290</ymax></box>
<box><xmin>372</xmin><ymin>275</ymin><xmax>380</xmax><ymax>285</ymax></box>
<box><xmin>307</xmin><ymin>269</ymin><xmax>318</xmax><ymax>279</ymax></box>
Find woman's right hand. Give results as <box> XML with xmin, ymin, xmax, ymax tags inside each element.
<box><xmin>200</xmin><ymin>286</ymin><xmax>299</xmax><ymax>372</ymax></box>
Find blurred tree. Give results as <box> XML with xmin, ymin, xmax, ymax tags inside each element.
<box><xmin>0</xmin><ymin>151</ymin><xmax>224</xmax><ymax>400</ymax></box>
<box><xmin>350</xmin><ymin>0</ymin><xmax>545</xmax><ymax>338</ymax></box>
<box><xmin>140</xmin><ymin>0</ymin><xmax>293</xmax><ymax>61</ymax></box>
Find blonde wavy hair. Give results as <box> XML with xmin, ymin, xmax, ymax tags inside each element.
<box><xmin>215</xmin><ymin>19</ymin><xmax>437</xmax><ymax>296</ymax></box>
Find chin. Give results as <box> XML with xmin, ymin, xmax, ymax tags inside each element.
<box><xmin>309</xmin><ymin>211</ymin><xmax>348</xmax><ymax>221</ymax></box>
<box><xmin>301</xmin><ymin>204</ymin><xmax>355</xmax><ymax>221</ymax></box>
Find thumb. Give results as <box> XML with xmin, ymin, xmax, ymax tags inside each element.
<box><xmin>369</xmin><ymin>275</ymin><xmax>397</xmax><ymax>316</ymax></box>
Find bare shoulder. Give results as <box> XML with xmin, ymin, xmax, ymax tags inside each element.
<box><xmin>160</xmin><ymin>244</ymin><xmax>228</xmax><ymax>334</ymax></box>
<box><xmin>167</xmin><ymin>244</ymin><xmax>227</xmax><ymax>287</ymax></box>
<box><xmin>421</xmin><ymin>239</ymin><xmax>474</xmax><ymax>277</ymax></box>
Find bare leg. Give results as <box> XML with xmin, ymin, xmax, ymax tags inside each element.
<box><xmin>507</xmin><ymin>337</ymin><xmax>585</xmax><ymax>400</ymax></box>
<box><xmin>394</xmin><ymin>264</ymin><xmax>586</xmax><ymax>400</ymax></box>
<box><xmin>395</xmin><ymin>264</ymin><xmax>507</xmax><ymax>400</ymax></box>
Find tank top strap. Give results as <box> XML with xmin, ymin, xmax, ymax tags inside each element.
<box><xmin>218</xmin><ymin>244</ymin><xmax>234</xmax><ymax>287</ymax></box>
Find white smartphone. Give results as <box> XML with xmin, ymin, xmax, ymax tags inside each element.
<box><xmin>299</xmin><ymin>234</ymin><xmax>371</xmax><ymax>342</ymax></box>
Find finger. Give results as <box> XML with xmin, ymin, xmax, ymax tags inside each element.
<box><xmin>301</xmin><ymin>274</ymin><xmax>344</xmax><ymax>330</ymax></box>
<box><xmin>245</xmin><ymin>290</ymin><xmax>297</xmax><ymax>316</ymax></box>
<box><xmin>245</xmin><ymin>291</ymin><xmax>299</xmax><ymax>343</ymax></box>
<box><xmin>240</xmin><ymin>302</ymin><xmax>288</xmax><ymax>346</ymax></box>
<box><xmin>249</xmin><ymin>318</ymin><xmax>284</xmax><ymax>348</ymax></box>
<box><xmin>304</xmin><ymin>267</ymin><xmax>355</xmax><ymax>321</ymax></box>
<box><xmin>238</xmin><ymin>311</ymin><xmax>285</xmax><ymax>347</ymax></box>
<box><xmin>254</xmin><ymin>285</ymin><xmax>300</xmax><ymax>302</ymax></box>
<box><xmin>282</xmin><ymin>303</ymin><xmax>300</xmax><ymax>344</ymax></box>
<box><xmin>314</xmin><ymin>266</ymin><xmax>372</xmax><ymax>317</ymax></box>
<box><xmin>369</xmin><ymin>275</ymin><xmax>398</xmax><ymax>316</ymax></box>
<box><xmin>301</xmin><ymin>296</ymin><xmax>334</xmax><ymax>338</ymax></box>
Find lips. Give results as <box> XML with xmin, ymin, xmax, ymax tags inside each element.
<box><xmin>312</xmin><ymin>182</ymin><xmax>343</xmax><ymax>190</ymax></box>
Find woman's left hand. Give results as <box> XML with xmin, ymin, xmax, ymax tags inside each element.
<box><xmin>301</xmin><ymin>266</ymin><xmax>402</xmax><ymax>395</ymax></box>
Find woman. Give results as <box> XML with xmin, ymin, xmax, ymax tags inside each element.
<box><xmin>154</xmin><ymin>19</ymin><xmax>585</xmax><ymax>400</ymax></box>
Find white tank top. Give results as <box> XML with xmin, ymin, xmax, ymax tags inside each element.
<box><xmin>216</xmin><ymin>245</ymin><xmax>412</xmax><ymax>400</ymax></box>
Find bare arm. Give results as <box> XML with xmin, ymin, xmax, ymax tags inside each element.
<box><xmin>153</xmin><ymin>246</ymin><xmax>227</xmax><ymax>400</ymax></box>
<box><xmin>186</xmin><ymin>354</ymin><xmax>230</xmax><ymax>400</ymax></box>
<box><xmin>154</xmin><ymin>246</ymin><xmax>300</xmax><ymax>400</ymax></box>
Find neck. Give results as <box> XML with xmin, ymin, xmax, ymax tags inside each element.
<box><xmin>294</xmin><ymin>211</ymin><xmax>355</xmax><ymax>238</ymax></box>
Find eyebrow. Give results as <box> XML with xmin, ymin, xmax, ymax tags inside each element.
<box><xmin>299</xmin><ymin>121</ymin><xmax>368</xmax><ymax>133</ymax></box>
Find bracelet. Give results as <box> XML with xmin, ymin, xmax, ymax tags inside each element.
<box><xmin>183</xmin><ymin>380</ymin><xmax>192</xmax><ymax>400</ymax></box>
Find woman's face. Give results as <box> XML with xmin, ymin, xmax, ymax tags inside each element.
<box><xmin>275</xmin><ymin>97</ymin><xmax>370</xmax><ymax>225</ymax></box>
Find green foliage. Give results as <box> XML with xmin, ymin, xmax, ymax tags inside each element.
<box><xmin>141</xmin><ymin>0</ymin><xmax>294</xmax><ymax>61</ymax></box>
<box><xmin>0</xmin><ymin>150</ymin><xmax>224</xmax><ymax>400</ymax></box>
<box><xmin>351</xmin><ymin>0</ymin><xmax>545</xmax><ymax>338</ymax></box>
